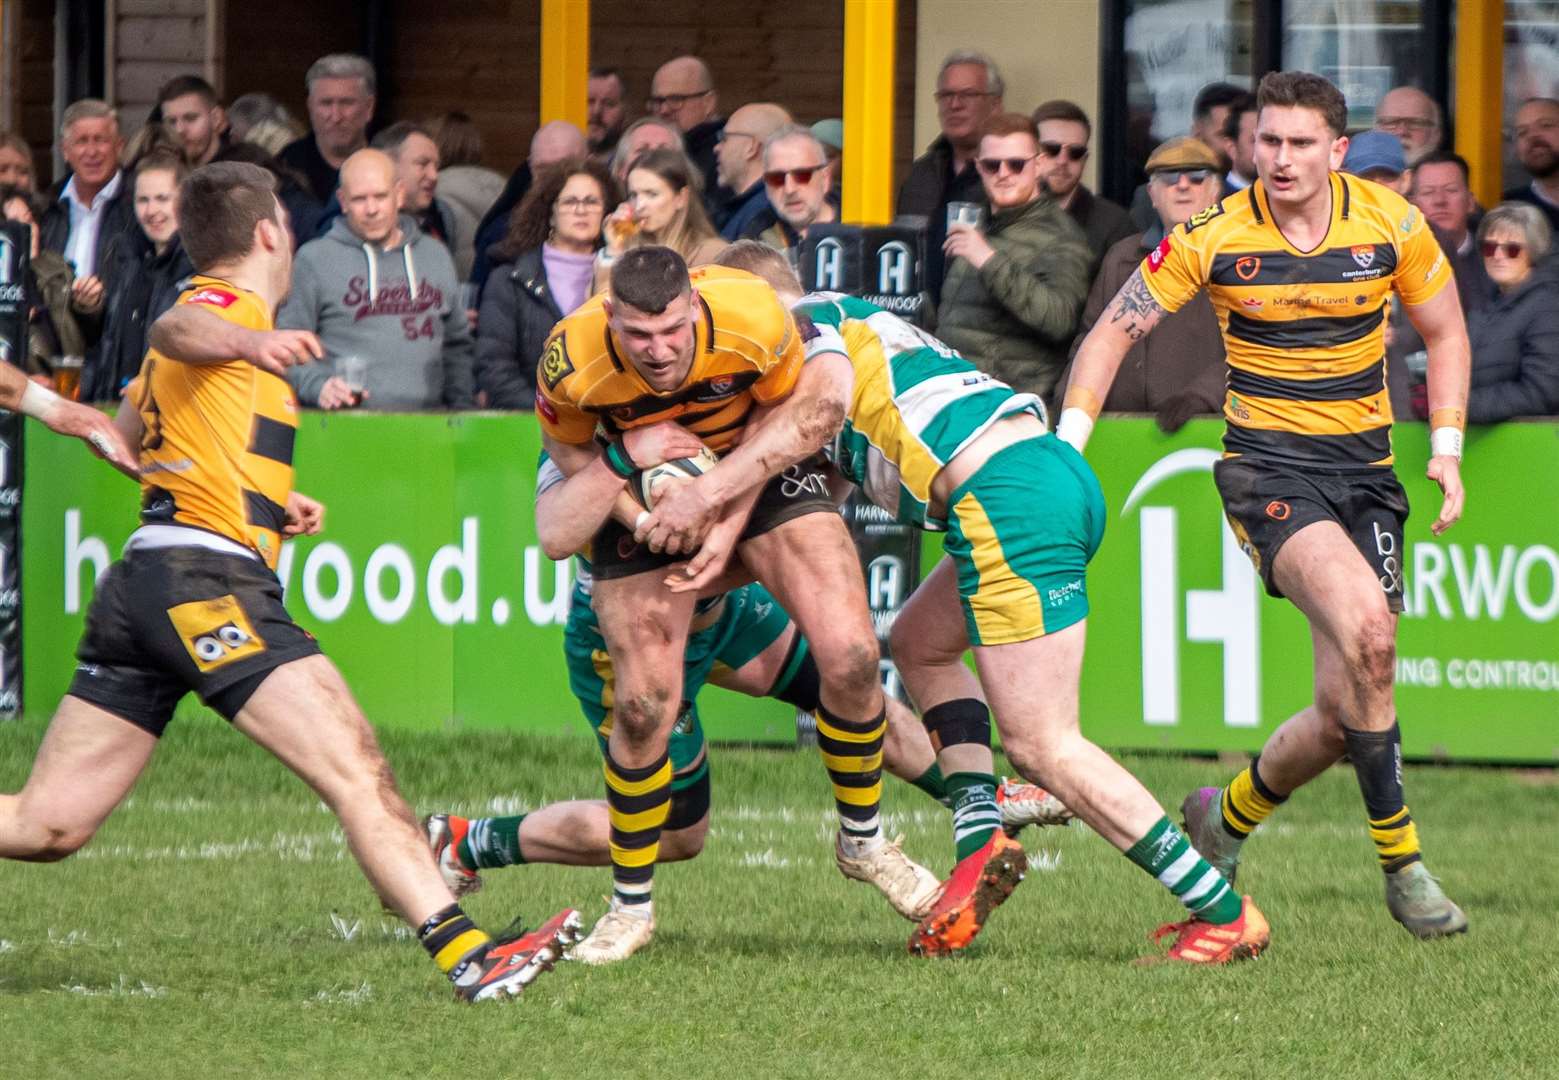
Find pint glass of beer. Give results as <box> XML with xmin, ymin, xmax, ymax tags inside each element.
<box><xmin>54</xmin><ymin>355</ymin><xmax>84</xmax><ymax>401</ymax></box>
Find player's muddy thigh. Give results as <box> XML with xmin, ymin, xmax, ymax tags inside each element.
<box><xmin>0</xmin><ymin>697</ymin><xmax>158</xmax><ymax>861</ymax></box>
<box><xmin>233</xmin><ymin>654</ymin><xmax>455</xmax><ymax>926</ymax></box>
<box><xmin>738</xmin><ymin>514</ymin><xmax>881</xmax><ymax>720</ymax></box>
<box><xmin>590</xmin><ymin>570</ymin><xmax>699</xmax><ymax>767</ymax></box>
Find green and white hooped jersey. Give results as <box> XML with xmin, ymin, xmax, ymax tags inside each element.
<box><xmin>795</xmin><ymin>292</ymin><xmax>1046</xmax><ymax>530</ymax></box>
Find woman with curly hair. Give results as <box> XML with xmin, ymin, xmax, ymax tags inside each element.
<box><xmin>475</xmin><ymin>159</ymin><xmax>618</xmax><ymax>409</ymax></box>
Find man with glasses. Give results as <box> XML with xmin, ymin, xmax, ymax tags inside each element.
<box><xmin>1032</xmin><ymin>99</ymin><xmax>1134</xmax><ymax>276</ymax></box>
<box><xmin>1502</xmin><ymin>97</ymin><xmax>1559</xmax><ymax>236</ymax></box>
<box><xmin>1374</xmin><ymin>86</ymin><xmax>1443</xmax><ymax>168</ymax></box>
<box><xmin>898</xmin><ymin>50</ymin><xmax>1005</xmax><ymax>304</ymax></box>
<box><xmin>648</xmin><ymin>56</ymin><xmax>726</xmax><ymax>209</ymax></box>
<box><xmin>278</xmin><ymin>54</ymin><xmax>377</xmax><ymax>205</ymax></box>
<box><xmin>712</xmin><ymin>102</ymin><xmax>791</xmax><ymax>239</ymax></box>
<box><xmin>934</xmin><ymin>112</ymin><xmax>1090</xmax><ymax>400</ymax></box>
<box><xmin>742</xmin><ymin>126</ymin><xmax>838</xmax><ymax>253</ymax></box>
<box><xmin>1063</xmin><ymin>137</ymin><xmax>1225</xmax><ymax>430</ymax></box>
<box><xmin>1413</xmin><ymin>152</ymin><xmax>1492</xmax><ymax>318</ymax></box>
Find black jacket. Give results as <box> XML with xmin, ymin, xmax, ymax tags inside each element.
<box><xmin>39</xmin><ymin>173</ymin><xmax>139</xmax><ymax>287</ymax></box>
<box><xmin>684</xmin><ymin>117</ymin><xmax>727</xmax><ymax>214</ymax></box>
<box><xmin>474</xmin><ymin>246</ymin><xmax>564</xmax><ymax>409</ymax></box>
<box><xmin>81</xmin><ymin>232</ymin><xmax>193</xmax><ymax>402</ymax></box>
<box><xmin>1465</xmin><ymin>263</ymin><xmax>1559</xmax><ymax>423</ymax></box>
<box><xmin>470</xmin><ymin>163</ymin><xmax>534</xmax><ymax>294</ymax></box>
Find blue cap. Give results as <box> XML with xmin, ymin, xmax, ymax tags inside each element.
<box><xmin>1343</xmin><ymin>130</ymin><xmax>1406</xmax><ymax>177</ymax></box>
<box><xmin>811</xmin><ymin>119</ymin><xmax>844</xmax><ymax>152</ymax></box>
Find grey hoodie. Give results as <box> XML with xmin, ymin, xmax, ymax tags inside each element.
<box><xmin>279</xmin><ymin>214</ymin><xmax>475</xmax><ymax>410</ymax></box>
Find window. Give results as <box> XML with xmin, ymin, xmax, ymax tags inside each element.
<box><xmin>1282</xmin><ymin>0</ymin><xmax>1424</xmax><ymax>129</ymax></box>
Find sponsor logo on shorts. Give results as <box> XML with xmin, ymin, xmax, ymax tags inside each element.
<box><xmin>673</xmin><ymin>704</ymin><xmax>695</xmax><ymax>736</ymax></box>
<box><xmin>1265</xmin><ymin>500</ymin><xmax>1291</xmax><ymax>521</ymax></box>
<box><xmin>780</xmin><ymin>465</ymin><xmax>830</xmax><ymax>499</ymax></box>
<box><xmin>1374</xmin><ymin>520</ymin><xmax>1402</xmax><ymax>596</ymax></box>
<box><xmin>1234</xmin><ymin>256</ymin><xmax>1261</xmax><ymax>281</ymax></box>
<box><xmin>1046</xmin><ymin>579</ymin><xmax>1084</xmax><ymax>606</ymax></box>
<box><xmin>166</xmin><ymin>594</ymin><xmax>266</xmax><ymax>673</ymax></box>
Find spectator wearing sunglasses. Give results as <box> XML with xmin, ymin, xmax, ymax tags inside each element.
<box><xmin>933</xmin><ymin>112</ymin><xmax>1090</xmax><ymax>400</ymax></box>
<box><xmin>897</xmin><ymin>50</ymin><xmax>1005</xmax><ymax>304</ymax></box>
<box><xmin>1061</xmin><ymin>136</ymin><xmax>1226</xmax><ymax>431</ymax></box>
<box><xmin>1032</xmin><ymin>99</ymin><xmax>1134</xmax><ymax>276</ymax></box>
<box><xmin>741</xmin><ymin>125</ymin><xmax>838</xmax><ymax>253</ymax></box>
<box><xmin>1461</xmin><ymin>202</ymin><xmax>1559</xmax><ymax>422</ymax></box>
<box><xmin>712</xmin><ymin>102</ymin><xmax>792</xmax><ymax>240</ymax></box>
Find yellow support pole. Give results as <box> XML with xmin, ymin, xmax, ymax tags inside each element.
<box><xmin>540</xmin><ymin>0</ymin><xmax>590</xmax><ymax>130</ymax></box>
<box><xmin>842</xmin><ymin>0</ymin><xmax>896</xmax><ymax>225</ymax></box>
<box><xmin>1455</xmin><ymin>0</ymin><xmax>1504</xmax><ymax>208</ymax></box>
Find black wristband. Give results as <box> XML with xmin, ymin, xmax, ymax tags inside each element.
<box><xmin>604</xmin><ymin>439</ymin><xmax>637</xmax><ymax>479</ymax></box>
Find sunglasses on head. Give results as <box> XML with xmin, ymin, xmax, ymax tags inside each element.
<box><xmin>1039</xmin><ymin>141</ymin><xmax>1088</xmax><ymax>162</ymax></box>
<box><xmin>976</xmin><ymin>156</ymin><xmax>1035</xmax><ymax>176</ymax></box>
<box><xmin>764</xmin><ymin>165</ymin><xmax>824</xmax><ymax>187</ymax></box>
<box><xmin>1482</xmin><ymin>240</ymin><xmax>1525</xmax><ymax>258</ymax></box>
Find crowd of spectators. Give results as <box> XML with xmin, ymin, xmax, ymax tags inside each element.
<box><xmin>2</xmin><ymin>48</ymin><xmax>1555</xmax><ymax>424</ymax></box>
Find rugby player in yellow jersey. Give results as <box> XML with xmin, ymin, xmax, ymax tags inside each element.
<box><xmin>0</xmin><ymin>162</ymin><xmax>582</xmax><ymax>1002</ymax></box>
<box><xmin>537</xmin><ymin>249</ymin><xmax>940</xmax><ymax>963</ymax></box>
<box><xmin>0</xmin><ymin>361</ymin><xmax>137</xmax><ymax>475</ymax></box>
<box><xmin>648</xmin><ymin>241</ymin><xmax>1269</xmax><ymax>965</ymax></box>
<box><xmin>1066</xmin><ymin>71</ymin><xmax>1471</xmax><ymax>938</ymax></box>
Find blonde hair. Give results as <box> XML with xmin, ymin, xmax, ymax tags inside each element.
<box><xmin>242</xmin><ymin>116</ymin><xmax>306</xmax><ymax>157</ymax></box>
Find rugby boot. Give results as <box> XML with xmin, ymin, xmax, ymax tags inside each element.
<box><xmin>908</xmin><ymin>831</ymin><xmax>1027</xmax><ymax>956</ymax></box>
<box><xmin>452</xmin><ymin>908</ymin><xmax>582</xmax><ymax>1002</ymax></box>
<box><xmin>1180</xmin><ymin>786</ymin><xmax>1244</xmax><ymax>886</ymax></box>
<box><xmin>423</xmin><ymin>813</ymin><xmax>483</xmax><ymax>897</ymax></box>
<box><xmin>834</xmin><ymin>833</ymin><xmax>941</xmax><ymax>920</ymax></box>
<box><xmin>1144</xmin><ymin>895</ymin><xmax>1269</xmax><ymax>965</ymax></box>
<box><xmin>1385</xmin><ymin>863</ymin><xmax>1469</xmax><ymax>938</ymax></box>
<box><xmin>995</xmin><ymin>777</ymin><xmax>1074</xmax><ymax>835</ymax></box>
<box><xmin>571</xmin><ymin>898</ymin><xmax>656</xmax><ymax>965</ymax></box>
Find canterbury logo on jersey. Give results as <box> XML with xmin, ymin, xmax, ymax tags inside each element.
<box><xmin>1209</xmin><ymin>246</ymin><xmax>1398</xmax><ymax>287</ymax></box>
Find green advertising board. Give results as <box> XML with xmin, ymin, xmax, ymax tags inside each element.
<box><xmin>20</xmin><ymin>414</ymin><xmax>1559</xmax><ymax>761</ymax></box>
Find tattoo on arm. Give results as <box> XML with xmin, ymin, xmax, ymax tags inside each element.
<box><xmin>1107</xmin><ymin>270</ymin><xmax>1167</xmax><ymax>342</ymax></box>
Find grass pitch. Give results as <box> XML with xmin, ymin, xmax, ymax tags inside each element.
<box><xmin>2</xmin><ymin>715</ymin><xmax>1556</xmax><ymax>1080</ymax></box>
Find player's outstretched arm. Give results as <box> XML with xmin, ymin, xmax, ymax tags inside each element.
<box><xmin>2</xmin><ymin>368</ymin><xmax>139</xmax><ymax>477</ymax></box>
<box><xmin>1057</xmin><ymin>267</ymin><xmax>1167</xmax><ymax>451</ymax></box>
<box><xmin>1404</xmin><ymin>284</ymin><xmax>1471</xmax><ymax>535</ymax></box>
<box><xmin>147</xmin><ymin>304</ymin><xmax>322</xmax><ymax>375</ymax></box>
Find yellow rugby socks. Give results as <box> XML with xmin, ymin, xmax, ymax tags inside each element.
<box><xmin>604</xmin><ymin>747</ymin><xmax>672</xmax><ymax>908</ymax></box>
<box><xmin>816</xmin><ymin>703</ymin><xmax>886</xmax><ymax>849</ymax></box>
<box><xmin>1345</xmin><ymin>723</ymin><xmax>1422</xmax><ymax>872</ymax></box>
<box><xmin>418</xmin><ymin>904</ymin><xmax>491</xmax><ymax>977</ymax></box>
<box><xmin>1219</xmin><ymin>756</ymin><xmax>1288</xmax><ymax>839</ymax></box>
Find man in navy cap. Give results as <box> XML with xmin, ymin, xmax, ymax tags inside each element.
<box><xmin>1342</xmin><ymin>130</ymin><xmax>1408</xmax><ymax>194</ymax></box>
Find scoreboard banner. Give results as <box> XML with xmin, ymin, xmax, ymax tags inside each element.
<box><xmin>20</xmin><ymin>413</ymin><xmax>1559</xmax><ymax>761</ymax></box>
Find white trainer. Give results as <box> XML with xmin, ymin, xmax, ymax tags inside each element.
<box><xmin>570</xmin><ymin>899</ymin><xmax>656</xmax><ymax>965</ymax></box>
<box><xmin>995</xmin><ymin>778</ymin><xmax>1074</xmax><ymax>834</ymax></box>
<box><xmin>834</xmin><ymin>833</ymin><xmax>941</xmax><ymax>920</ymax></box>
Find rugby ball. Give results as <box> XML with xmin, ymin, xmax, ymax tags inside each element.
<box><xmin>633</xmin><ymin>446</ymin><xmax>720</xmax><ymax>509</ymax></box>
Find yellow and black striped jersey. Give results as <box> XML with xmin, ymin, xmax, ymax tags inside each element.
<box><xmin>535</xmin><ymin>266</ymin><xmax>803</xmax><ymax>451</ymax></box>
<box><xmin>1141</xmin><ymin>172</ymin><xmax>1452</xmax><ymax>467</ymax></box>
<box><xmin>134</xmin><ymin>276</ymin><xmax>298</xmax><ymax>568</ymax></box>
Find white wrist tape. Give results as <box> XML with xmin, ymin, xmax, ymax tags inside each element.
<box><xmin>1430</xmin><ymin>426</ymin><xmax>1463</xmax><ymax>460</ymax></box>
<box><xmin>20</xmin><ymin>380</ymin><xmax>64</xmax><ymax>423</ymax></box>
<box><xmin>634</xmin><ymin>510</ymin><xmax>651</xmax><ymax>531</ymax></box>
<box><xmin>1055</xmin><ymin>407</ymin><xmax>1095</xmax><ymax>452</ymax></box>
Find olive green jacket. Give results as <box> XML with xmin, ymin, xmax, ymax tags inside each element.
<box><xmin>933</xmin><ymin>195</ymin><xmax>1091</xmax><ymax>399</ymax></box>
